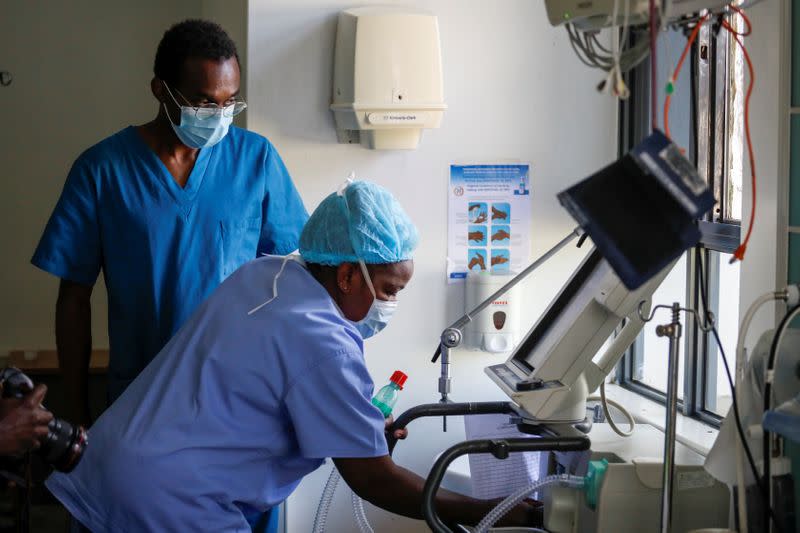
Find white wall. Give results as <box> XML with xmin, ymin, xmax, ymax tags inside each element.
<box><xmin>738</xmin><ymin>0</ymin><xmax>783</xmax><ymax>345</ymax></box>
<box><xmin>202</xmin><ymin>0</ymin><xmax>249</xmax><ymax>110</ymax></box>
<box><xmin>0</xmin><ymin>1</ymin><xmax>247</xmax><ymax>354</ymax></box>
<box><xmin>0</xmin><ymin>1</ymin><xmax>198</xmax><ymax>352</ymax></box>
<box><xmin>247</xmin><ymin>1</ymin><xmax>616</xmax><ymax>531</ymax></box>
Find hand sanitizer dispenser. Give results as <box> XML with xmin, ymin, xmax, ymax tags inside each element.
<box><xmin>464</xmin><ymin>273</ymin><xmax>520</xmax><ymax>353</ymax></box>
<box><xmin>330</xmin><ymin>7</ymin><xmax>447</xmax><ymax>150</ymax></box>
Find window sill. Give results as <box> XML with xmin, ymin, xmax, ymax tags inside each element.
<box><xmin>603</xmin><ymin>383</ymin><xmax>720</xmax><ymax>457</ymax></box>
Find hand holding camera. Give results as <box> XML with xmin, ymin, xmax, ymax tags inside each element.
<box><xmin>0</xmin><ymin>382</ymin><xmax>53</xmax><ymax>456</ymax></box>
<box><xmin>0</xmin><ymin>368</ymin><xmax>87</xmax><ymax>472</ymax></box>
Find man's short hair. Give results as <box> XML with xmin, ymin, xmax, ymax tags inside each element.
<box><xmin>154</xmin><ymin>19</ymin><xmax>239</xmax><ymax>86</ymax></box>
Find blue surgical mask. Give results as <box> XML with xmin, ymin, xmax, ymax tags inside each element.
<box><xmin>352</xmin><ymin>260</ymin><xmax>398</xmax><ymax>339</ymax></box>
<box><xmin>162</xmin><ymin>82</ymin><xmax>233</xmax><ymax>149</ymax></box>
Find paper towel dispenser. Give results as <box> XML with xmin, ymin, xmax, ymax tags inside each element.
<box><xmin>330</xmin><ymin>7</ymin><xmax>447</xmax><ymax>150</ymax></box>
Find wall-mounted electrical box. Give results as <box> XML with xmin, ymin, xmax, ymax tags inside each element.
<box><xmin>544</xmin><ymin>0</ymin><xmax>729</xmax><ymax>30</ymax></box>
<box><xmin>330</xmin><ymin>7</ymin><xmax>446</xmax><ymax>150</ymax></box>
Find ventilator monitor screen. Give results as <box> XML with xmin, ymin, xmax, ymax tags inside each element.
<box><xmin>558</xmin><ymin>130</ymin><xmax>714</xmax><ymax>290</ymax></box>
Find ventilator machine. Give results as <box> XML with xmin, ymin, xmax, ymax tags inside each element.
<box><xmin>317</xmin><ymin>1</ymin><xmax>797</xmax><ymax>531</ymax></box>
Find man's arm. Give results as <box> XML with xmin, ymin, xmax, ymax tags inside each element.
<box><xmin>258</xmin><ymin>142</ymin><xmax>309</xmax><ymax>256</ymax></box>
<box><xmin>334</xmin><ymin>456</ymin><xmax>541</xmax><ymax>528</ymax></box>
<box><xmin>56</xmin><ymin>279</ymin><xmax>93</xmax><ymax>427</ymax></box>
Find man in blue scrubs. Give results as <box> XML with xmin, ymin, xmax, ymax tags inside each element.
<box><xmin>31</xmin><ymin>20</ymin><xmax>307</xmax><ymax>425</ymax></box>
<box><xmin>45</xmin><ymin>181</ymin><xmax>542</xmax><ymax>532</ymax></box>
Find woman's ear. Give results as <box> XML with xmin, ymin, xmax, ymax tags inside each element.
<box><xmin>336</xmin><ymin>263</ymin><xmax>357</xmax><ymax>293</ymax></box>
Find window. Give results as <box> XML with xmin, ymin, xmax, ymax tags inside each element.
<box><xmin>631</xmin><ymin>254</ymin><xmax>687</xmax><ymax>397</ymax></box>
<box><xmin>619</xmin><ymin>248</ymin><xmax>742</xmax><ymax>423</ymax></box>
<box><xmin>704</xmin><ymin>251</ymin><xmax>741</xmax><ymax>416</ymax></box>
<box><xmin>616</xmin><ymin>21</ymin><xmax>744</xmax><ymax>426</ymax></box>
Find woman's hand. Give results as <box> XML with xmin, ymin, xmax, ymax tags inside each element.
<box><xmin>384</xmin><ymin>415</ymin><xmax>407</xmax><ymax>441</ymax></box>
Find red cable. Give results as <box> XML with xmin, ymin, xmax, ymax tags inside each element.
<box><xmin>727</xmin><ymin>4</ymin><xmax>752</xmax><ymax>36</ymax></box>
<box><xmin>664</xmin><ymin>15</ymin><xmax>710</xmax><ymax>139</ymax></box>
<box><xmin>721</xmin><ymin>13</ymin><xmax>756</xmax><ymax>263</ymax></box>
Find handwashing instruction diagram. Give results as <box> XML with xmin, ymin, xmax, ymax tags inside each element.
<box><xmin>448</xmin><ymin>164</ymin><xmax>531</xmax><ymax>282</ymax></box>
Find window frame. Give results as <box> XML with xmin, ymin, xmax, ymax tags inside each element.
<box><xmin>615</xmin><ymin>22</ymin><xmax>742</xmax><ymax>428</ymax></box>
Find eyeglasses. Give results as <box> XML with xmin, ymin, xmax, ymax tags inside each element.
<box><xmin>162</xmin><ymin>80</ymin><xmax>247</xmax><ymax>120</ymax></box>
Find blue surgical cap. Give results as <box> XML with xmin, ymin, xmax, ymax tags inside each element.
<box><xmin>299</xmin><ymin>180</ymin><xmax>419</xmax><ymax>266</ymax></box>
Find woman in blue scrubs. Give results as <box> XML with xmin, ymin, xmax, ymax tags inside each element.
<box><xmin>46</xmin><ymin>181</ymin><xmax>542</xmax><ymax>532</ymax></box>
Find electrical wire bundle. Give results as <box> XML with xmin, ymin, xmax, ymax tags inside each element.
<box><xmin>565</xmin><ymin>0</ymin><xmax>648</xmax><ymax>98</ymax></box>
<box><xmin>566</xmin><ymin>26</ymin><xmax>649</xmax><ymax>75</ymax></box>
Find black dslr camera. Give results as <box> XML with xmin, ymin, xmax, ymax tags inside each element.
<box><xmin>0</xmin><ymin>367</ymin><xmax>87</xmax><ymax>472</ymax></box>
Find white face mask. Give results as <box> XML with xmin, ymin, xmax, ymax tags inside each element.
<box><xmin>352</xmin><ymin>260</ymin><xmax>398</xmax><ymax>339</ymax></box>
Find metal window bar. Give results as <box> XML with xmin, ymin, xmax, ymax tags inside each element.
<box><xmin>683</xmin><ymin>249</ymin><xmax>701</xmax><ymax>416</ymax></box>
<box><xmin>696</xmin><ymin>16</ymin><xmax>742</xmax><ymax>424</ymax></box>
<box><xmin>701</xmin><ymin>249</ymin><xmax>720</xmax><ymax>413</ymax></box>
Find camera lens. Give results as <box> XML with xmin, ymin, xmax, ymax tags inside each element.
<box><xmin>40</xmin><ymin>418</ymin><xmax>88</xmax><ymax>473</ymax></box>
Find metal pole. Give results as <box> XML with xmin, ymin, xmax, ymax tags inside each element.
<box><xmin>446</xmin><ymin>227</ymin><xmax>584</xmax><ymax>333</ymax></box>
<box><xmin>658</xmin><ymin>302</ymin><xmax>682</xmax><ymax>533</ymax></box>
<box><xmin>432</xmin><ymin>227</ymin><xmax>584</xmax><ymax>423</ymax></box>
<box><xmin>429</xmin><ymin>227</ymin><xmax>584</xmax><ymax>432</ymax></box>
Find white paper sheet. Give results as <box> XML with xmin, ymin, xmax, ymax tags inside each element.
<box><xmin>464</xmin><ymin>414</ymin><xmax>541</xmax><ymax>500</ymax></box>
